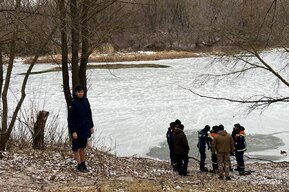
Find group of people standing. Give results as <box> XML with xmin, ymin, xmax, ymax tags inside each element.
<box><xmin>67</xmin><ymin>85</ymin><xmax>247</xmax><ymax>178</ymax></box>
<box><xmin>166</xmin><ymin>120</ymin><xmax>247</xmax><ymax>180</ymax></box>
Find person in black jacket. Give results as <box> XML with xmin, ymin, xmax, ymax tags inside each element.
<box><xmin>197</xmin><ymin>125</ymin><xmax>211</xmax><ymax>172</ymax></box>
<box><xmin>68</xmin><ymin>85</ymin><xmax>94</xmax><ymax>173</ymax></box>
<box><xmin>233</xmin><ymin>124</ymin><xmax>247</xmax><ymax>175</ymax></box>
<box><xmin>166</xmin><ymin>122</ymin><xmax>177</xmax><ymax>169</ymax></box>
<box><xmin>173</xmin><ymin>124</ymin><xmax>190</xmax><ymax>176</ymax></box>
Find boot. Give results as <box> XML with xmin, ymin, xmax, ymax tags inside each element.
<box><xmin>201</xmin><ymin>167</ymin><xmax>209</xmax><ymax>172</ymax></box>
<box><xmin>200</xmin><ymin>162</ymin><xmax>208</xmax><ymax>172</ymax></box>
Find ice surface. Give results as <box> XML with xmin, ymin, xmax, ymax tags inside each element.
<box><xmin>6</xmin><ymin>51</ymin><xmax>289</xmax><ymax>162</ymax></box>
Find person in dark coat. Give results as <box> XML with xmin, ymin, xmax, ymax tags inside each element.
<box><xmin>166</xmin><ymin>122</ymin><xmax>177</xmax><ymax>169</ymax></box>
<box><xmin>68</xmin><ymin>85</ymin><xmax>94</xmax><ymax>173</ymax></box>
<box><xmin>173</xmin><ymin>124</ymin><xmax>190</xmax><ymax>176</ymax></box>
<box><xmin>233</xmin><ymin>124</ymin><xmax>247</xmax><ymax>175</ymax></box>
<box><xmin>197</xmin><ymin>125</ymin><xmax>211</xmax><ymax>172</ymax></box>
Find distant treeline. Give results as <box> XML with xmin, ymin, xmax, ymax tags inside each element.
<box><xmin>0</xmin><ymin>0</ymin><xmax>287</xmax><ymax>56</ymax></box>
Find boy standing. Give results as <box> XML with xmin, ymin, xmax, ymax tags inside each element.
<box><xmin>68</xmin><ymin>85</ymin><xmax>94</xmax><ymax>173</ymax></box>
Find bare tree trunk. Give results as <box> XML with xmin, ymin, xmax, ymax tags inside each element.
<box><xmin>0</xmin><ymin>26</ymin><xmax>58</xmax><ymax>151</ymax></box>
<box><xmin>1</xmin><ymin>0</ymin><xmax>21</xmax><ymax>134</ymax></box>
<box><xmin>0</xmin><ymin>46</ymin><xmax>3</xmax><ymax>100</ymax></box>
<box><xmin>70</xmin><ymin>0</ymin><xmax>80</xmax><ymax>88</ymax></box>
<box><xmin>58</xmin><ymin>0</ymin><xmax>71</xmax><ymax>108</ymax></box>
<box><xmin>33</xmin><ymin>111</ymin><xmax>49</xmax><ymax>150</ymax></box>
<box><xmin>79</xmin><ymin>0</ymin><xmax>90</xmax><ymax>90</ymax></box>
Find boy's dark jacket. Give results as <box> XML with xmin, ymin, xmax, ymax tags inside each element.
<box><xmin>68</xmin><ymin>97</ymin><xmax>94</xmax><ymax>139</ymax></box>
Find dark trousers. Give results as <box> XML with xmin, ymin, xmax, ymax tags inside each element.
<box><xmin>175</xmin><ymin>154</ymin><xmax>189</xmax><ymax>176</ymax></box>
<box><xmin>169</xmin><ymin>145</ymin><xmax>176</xmax><ymax>165</ymax></box>
<box><xmin>211</xmin><ymin>153</ymin><xmax>218</xmax><ymax>171</ymax></box>
<box><xmin>235</xmin><ymin>151</ymin><xmax>245</xmax><ymax>171</ymax></box>
<box><xmin>199</xmin><ymin>149</ymin><xmax>206</xmax><ymax>170</ymax></box>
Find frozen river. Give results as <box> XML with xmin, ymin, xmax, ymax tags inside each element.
<box><xmin>9</xmin><ymin>50</ymin><xmax>289</xmax><ymax>162</ymax></box>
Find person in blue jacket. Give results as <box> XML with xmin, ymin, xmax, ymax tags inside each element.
<box><xmin>68</xmin><ymin>85</ymin><xmax>94</xmax><ymax>173</ymax></box>
<box><xmin>197</xmin><ymin>125</ymin><xmax>211</xmax><ymax>172</ymax></box>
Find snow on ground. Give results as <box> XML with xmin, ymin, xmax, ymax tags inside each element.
<box><xmin>7</xmin><ymin>50</ymin><xmax>289</xmax><ymax>161</ymax></box>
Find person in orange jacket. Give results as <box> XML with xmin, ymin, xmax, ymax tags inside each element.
<box><xmin>233</xmin><ymin>123</ymin><xmax>247</xmax><ymax>175</ymax></box>
<box><xmin>208</xmin><ymin>125</ymin><xmax>219</xmax><ymax>173</ymax></box>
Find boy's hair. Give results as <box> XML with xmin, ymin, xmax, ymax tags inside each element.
<box><xmin>74</xmin><ymin>85</ymin><xmax>85</xmax><ymax>92</ymax></box>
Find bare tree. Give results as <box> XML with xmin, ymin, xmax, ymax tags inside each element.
<box><xmin>57</xmin><ymin>0</ymin><xmax>119</xmax><ymax>107</ymax></box>
<box><xmin>183</xmin><ymin>0</ymin><xmax>289</xmax><ymax>111</ymax></box>
<box><xmin>0</xmin><ymin>0</ymin><xmax>58</xmax><ymax>150</ymax></box>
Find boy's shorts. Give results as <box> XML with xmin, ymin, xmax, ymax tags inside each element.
<box><xmin>72</xmin><ymin>138</ymin><xmax>88</xmax><ymax>151</ymax></box>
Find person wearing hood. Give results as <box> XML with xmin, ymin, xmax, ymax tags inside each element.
<box><xmin>173</xmin><ymin>124</ymin><xmax>190</xmax><ymax>176</ymax></box>
<box><xmin>197</xmin><ymin>125</ymin><xmax>211</xmax><ymax>172</ymax></box>
<box><xmin>212</xmin><ymin>125</ymin><xmax>234</xmax><ymax>180</ymax></box>
<box><xmin>68</xmin><ymin>85</ymin><xmax>94</xmax><ymax>173</ymax></box>
<box><xmin>233</xmin><ymin>124</ymin><xmax>247</xmax><ymax>175</ymax></box>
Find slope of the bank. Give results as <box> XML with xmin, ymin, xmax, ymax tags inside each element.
<box><xmin>0</xmin><ymin>148</ymin><xmax>288</xmax><ymax>192</ymax></box>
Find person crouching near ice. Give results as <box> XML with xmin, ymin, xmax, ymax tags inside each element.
<box><xmin>173</xmin><ymin>124</ymin><xmax>190</xmax><ymax>176</ymax></box>
<box><xmin>68</xmin><ymin>85</ymin><xmax>94</xmax><ymax>173</ymax></box>
<box><xmin>212</xmin><ymin>125</ymin><xmax>234</xmax><ymax>180</ymax></box>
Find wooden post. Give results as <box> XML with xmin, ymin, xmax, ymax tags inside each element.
<box><xmin>33</xmin><ymin>110</ymin><xmax>49</xmax><ymax>150</ymax></box>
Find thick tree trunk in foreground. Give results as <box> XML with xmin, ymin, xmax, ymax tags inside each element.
<box><xmin>32</xmin><ymin>111</ymin><xmax>49</xmax><ymax>150</ymax></box>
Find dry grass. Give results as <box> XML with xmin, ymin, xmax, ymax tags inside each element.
<box><xmin>23</xmin><ymin>51</ymin><xmax>201</xmax><ymax>64</ymax></box>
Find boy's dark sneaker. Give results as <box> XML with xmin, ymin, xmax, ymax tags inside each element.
<box><xmin>80</xmin><ymin>162</ymin><xmax>89</xmax><ymax>173</ymax></box>
<box><xmin>76</xmin><ymin>164</ymin><xmax>85</xmax><ymax>172</ymax></box>
<box><xmin>76</xmin><ymin>163</ymin><xmax>88</xmax><ymax>173</ymax></box>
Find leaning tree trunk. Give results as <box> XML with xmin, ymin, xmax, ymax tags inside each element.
<box><xmin>58</xmin><ymin>0</ymin><xmax>71</xmax><ymax>108</ymax></box>
<box><xmin>32</xmin><ymin>111</ymin><xmax>49</xmax><ymax>150</ymax></box>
